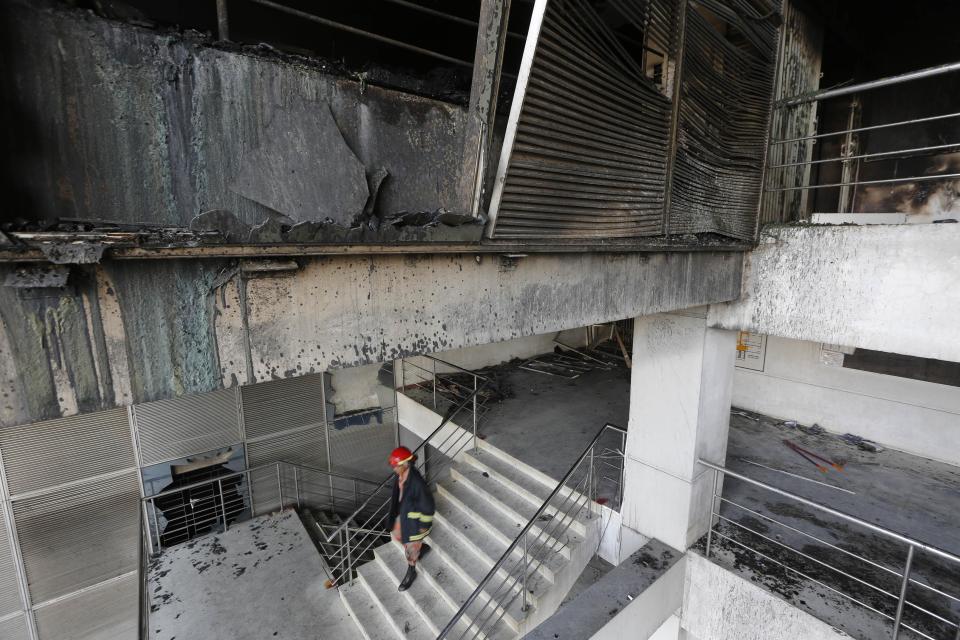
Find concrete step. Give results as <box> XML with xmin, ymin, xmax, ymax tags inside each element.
<box><xmin>426</xmin><ymin>521</ymin><xmax>530</xmax><ymax>632</ymax></box>
<box><xmin>460</xmin><ymin>450</ymin><xmax>595</xmax><ymax>537</ymax></box>
<box><xmin>435</xmin><ymin>492</ymin><xmax>567</xmax><ymax>586</ymax></box>
<box><xmin>358</xmin><ymin>560</ymin><xmax>434</xmax><ymax>640</ymax></box>
<box><xmin>436</xmin><ymin>479</ymin><xmax>573</xmax><ymax>561</ymax></box>
<box><xmin>340</xmin><ymin>579</ymin><xmax>398</xmax><ymax>640</ymax></box>
<box><xmin>450</xmin><ymin>464</ymin><xmax>591</xmax><ymax>544</ymax></box>
<box><xmin>374</xmin><ymin>541</ymin><xmax>477</xmax><ymax>639</ymax></box>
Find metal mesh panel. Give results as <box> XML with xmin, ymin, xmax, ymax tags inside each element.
<box><xmin>246</xmin><ymin>429</ymin><xmax>328</xmax><ymax>515</ymax></box>
<box><xmin>0</xmin><ymin>614</ymin><xmax>30</xmax><ymax>640</ymax></box>
<box><xmin>490</xmin><ymin>0</ymin><xmax>675</xmax><ymax>239</ymax></box>
<box><xmin>33</xmin><ymin>573</ymin><xmax>137</xmax><ymax>640</ymax></box>
<box><xmin>134</xmin><ymin>388</ymin><xmax>241</xmax><ymax>465</ymax></box>
<box><xmin>240</xmin><ymin>375</ymin><xmax>326</xmax><ymax>441</ymax></box>
<box><xmin>0</xmin><ymin>503</ymin><xmax>23</xmax><ymax>617</ymax></box>
<box><xmin>0</xmin><ymin>409</ymin><xmax>134</xmax><ymax>497</ymax></box>
<box><xmin>13</xmin><ymin>472</ymin><xmax>140</xmax><ymax>603</ymax></box>
<box><xmin>328</xmin><ymin>421</ymin><xmax>396</xmax><ymax>483</ymax></box>
<box><xmin>666</xmin><ymin>0</ymin><xmax>779</xmax><ymax>239</ymax></box>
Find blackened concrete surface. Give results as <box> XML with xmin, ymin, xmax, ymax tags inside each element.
<box><xmin>524</xmin><ymin>539</ymin><xmax>680</xmax><ymax>640</ymax></box>
<box><xmin>703</xmin><ymin>409</ymin><xmax>960</xmax><ymax>640</ymax></box>
<box><xmin>148</xmin><ymin>509</ymin><xmax>355</xmax><ymax>640</ymax></box>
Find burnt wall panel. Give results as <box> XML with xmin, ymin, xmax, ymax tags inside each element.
<box><xmin>33</xmin><ymin>572</ymin><xmax>137</xmax><ymax>640</ymax></box>
<box><xmin>0</xmin><ymin>502</ymin><xmax>23</xmax><ymax>618</ymax></box>
<box><xmin>134</xmin><ymin>387</ymin><xmax>241</xmax><ymax>465</ymax></box>
<box><xmin>239</xmin><ymin>374</ymin><xmax>329</xmax><ymax>441</ymax></box>
<box><xmin>666</xmin><ymin>0</ymin><xmax>780</xmax><ymax>240</ymax></box>
<box><xmin>0</xmin><ymin>0</ymin><xmax>468</xmax><ymax>227</ymax></box>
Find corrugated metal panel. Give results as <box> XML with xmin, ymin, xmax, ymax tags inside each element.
<box><xmin>328</xmin><ymin>422</ymin><xmax>396</xmax><ymax>483</ymax></box>
<box><xmin>489</xmin><ymin>0</ymin><xmax>675</xmax><ymax>239</ymax></box>
<box><xmin>666</xmin><ymin>0</ymin><xmax>779</xmax><ymax>239</ymax></box>
<box><xmin>0</xmin><ymin>613</ymin><xmax>30</xmax><ymax>640</ymax></box>
<box><xmin>246</xmin><ymin>429</ymin><xmax>328</xmax><ymax>515</ymax></box>
<box><xmin>0</xmin><ymin>409</ymin><xmax>134</xmax><ymax>497</ymax></box>
<box><xmin>13</xmin><ymin>472</ymin><xmax>140</xmax><ymax>604</ymax></box>
<box><xmin>34</xmin><ymin>573</ymin><xmax>137</xmax><ymax>640</ymax></box>
<box><xmin>134</xmin><ymin>388</ymin><xmax>241</xmax><ymax>465</ymax></box>
<box><xmin>240</xmin><ymin>375</ymin><xmax>327</xmax><ymax>441</ymax></box>
<box><xmin>0</xmin><ymin>503</ymin><xmax>23</xmax><ymax>617</ymax></box>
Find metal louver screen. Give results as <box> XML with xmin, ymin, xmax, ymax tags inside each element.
<box><xmin>240</xmin><ymin>374</ymin><xmax>326</xmax><ymax>441</ymax></box>
<box><xmin>33</xmin><ymin>572</ymin><xmax>137</xmax><ymax>640</ymax></box>
<box><xmin>0</xmin><ymin>409</ymin><xmax>134</xmax><ymax>497</ymax></box>
<box><xmin>135</xmin><ymin>388</ymin><xmax>241</xmax><ymax>465</ymax></box>
<box><xmin>246</xmin><ymin>429</ymin><xmax>329</xmax><ymax>515</ymax></box>
<box><xmin>0</xmin><ymin>502</ymin><xmax>23</xmax><ymax>617</ymax></box>
<box><xmin>328</xmin><ymin>421</ymin><xmax>396</xmax><ymax>482</ymax></box>
<box><xmin>0</xmin><ymin>614</ymin><xmax>30</xmax><ymax>640</ymax></box>
<box><xmin>13</xmin><ymin>472</ymin><xmax>140</xmax><ymax>604</ymax></box>
<box><xmin>666</xmin><ymin>0</ymin><xmax>779</xmax><ymax>239</ymax></box>
<box><xmin>489</xmin><ymin>0</ymin><xmax>675</xmax><ymax>239</ymax></box>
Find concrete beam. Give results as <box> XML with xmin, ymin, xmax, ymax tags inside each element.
<box><xmin>708</xmin><ymin>224</ymin><xmax>960</xmax><ymax>362</ymax></box>
<box><xmin>0</xmin><ymin>250</ymin><xmax>741</xmax><ymax>428</ymax></box>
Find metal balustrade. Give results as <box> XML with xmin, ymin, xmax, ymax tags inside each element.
<box><xmin>699</xmin><ymin>460</ymin><xmax>960</xmax><ymax>640</ymax></box>
<box><xmin>437</xmin><ymin>423</ymin><xmax>626</xmax><ymax>639</ymax></box>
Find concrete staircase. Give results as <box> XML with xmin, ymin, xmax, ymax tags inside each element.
<box><xmin>335</xmin><ymin>441</ymin><xmax>602</xmax><ymax>640</ymax></box>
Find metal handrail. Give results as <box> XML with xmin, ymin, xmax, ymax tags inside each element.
<box><xmin>699</xmin><ymin>459</ymin><xmax>960</xmax><ymax>640</ymax></box>
<box><xmin>321</xmin><ymin>382</ymin><xmax>486</xmax><ymax>546</ymax></box>
<box><xmin>437</xmin><ymin>423</ymin><xmax>626</xmax><ymax>639</ymax></box>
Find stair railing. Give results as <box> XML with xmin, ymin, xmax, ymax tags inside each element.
<box><xmin>437</xmin><ymin>423</ymin><xmax>626</xmax><ymax>640</ymax></box>
<box><xmin>321</xmin><ymin>381</ymin><xmax>490</xmax><ymax>585</ymax></box>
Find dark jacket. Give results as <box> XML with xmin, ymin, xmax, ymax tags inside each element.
<box><xmin>388</xmin><ymin>466</ymin><xmax>435</xmax><ymax>544</ymax></box>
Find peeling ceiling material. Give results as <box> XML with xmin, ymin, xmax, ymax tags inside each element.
<box><xmin>3</xmin><ymin>265</ymin><xmax>69</xmax><ymax>289</ymax></box>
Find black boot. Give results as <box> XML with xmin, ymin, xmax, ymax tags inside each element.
<box><xmin>419</xmin><ymin>543</ymin><xmax>432</xmax><ymax>562</ymax></box>
<box><xmin>398</xmin><ymin>565</ymin><xmax>417</xmax><ymax>592</ymax></box>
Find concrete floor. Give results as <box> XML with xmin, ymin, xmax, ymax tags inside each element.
<box><xmin>710</xmin><ymin>409</ymin><xmax>960</xmax><ymax>640</ymax></box>
<box><xmin>148</xmin><ymin>509</ymin><xmax>355</xmax><ymax>640</ymax></box>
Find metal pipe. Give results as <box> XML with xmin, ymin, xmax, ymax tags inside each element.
<box><xmin>521</xmin><ymin>532</ymin><xmax>529</xmax><ymax>612</ymax></box>
<box><xmin>705</xmin><ymin>468</ymin><xmax>719</xmax><ymax>558</ymax></box>
<box><xmin>293</xmin><ymin>466</ymin><xmax>301</xmax><ymax>509</ymax></box>
<box><xmin>771</xmin><ymin>111</ymin><xmax>960</xmax><ymax>146</ymax></box>
<box><xmin>248</xmin><ymin>0</ymin><xmax>473</xmax><ymax>69</ymax></box>
<box><xmin>215</xmin><ymin>0</ymin><xmax>230</xmax><ymax>40</ymax></box>
<box><xmin>382</xmin><ymin>0</ymin><xmax>525</xmax><ymax>41</ymax></box>
<box><xmin>892</xmin><ymin>546</ymin><xmax>915</xmax><ymax>639</ymax></box>
<box><xmin>766</xmin><ymin>172</ymin><xmax>960</xmax><ymax>193</ymax></box>
<box><xmin>769</xmin><ymin>141</ymin><xmax>960</xmax><ymax>170</ymax></box>
<box><xmin>778</xmin><ymin>61</ymin><xmax>960</xmax><ymax>107</ymax></box>
<box><xmin>472</xmin><ymin>374</ymin><xmax>478</xmax><ymax>451</ymax></box>
<box><xmin>697</xmin><ymin>460</ymin><xmax>960</xmax><ymax>565</ymax></box>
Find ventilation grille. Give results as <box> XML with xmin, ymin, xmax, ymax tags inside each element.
<box><xmin>0</xmin><ymin>409</ymin><xmax>134</xmax><ymax>497</ymax></box>
<box><xmin>13</xmin><ymin>472</ymin><xmax>140</xmax><ymax>603</ymax></box>
<box><xmin>33</xmin><ymin>572</ymin><xmax>137</xmax><ymax>640</ymax></box>
<box><xmin>135</xmin><ymin>388</ymin><xmax>241</xmax><ymax>465</ymax></box>
<box><xmin>328</xmin><ymin>422</ymin><xmax>396</xmax><ymax>482</ymax></box>
<box><xmin>0</xmin><ymin>614</ymin><xmax>29</xmax><ymax>640</ymax></box>
<box><xmin>666</xmin><ymin>0</ymin><xmax>779</xmax><ymax>239</ymax></box>
<box><xmin>490</xmin><ymin>0</ymin><xmax>675</xmax><ymax>239</ymax></box>
<box><xmin>240</xmin><ymin>374</ymin><xmax>327</xmax><ymax>441</ymax></box>
<box><xmin>0</xmin><ymin>503</ymin><xmax>22</xmax><ymax>617</ymax></box>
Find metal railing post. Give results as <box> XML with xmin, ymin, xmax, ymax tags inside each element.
<box><xmin>150</xmin><ymin>499</ymin><xmax>162</xmax><ymax>551</ymax></box>
<box><xmin>217</xmin><ymin>478</ymin><xmax>229</xmax><ymax>532</ymax></box>
<box><xmin>432</xmin><ymin>358</ymin><xmax>437</xmax><ymax>408</ymax></box>
<box><xmin>705</xmin><ymin>468</ymin><xmax>720</xmax><ymax>559</ymax></box>
<box><xmin>472</xmin><ymin>374</ymin><xmax>478</xmax><ymax>451</ymax></box>
<box><xmin>586</xmin><ymin>448</ymin><xmax>594</xmax><ymax>519</ymax></box>
<box><xmin>521</xmin><ymin>531</ymin><xmax>530</xmax><ymax>612</ymax></box>
<box><xmin>353</xmin><ymin>479</ymin><xmax>359</xmax><ymax>510</ymax></box>
<box><xmin>277</xmin><ymin>462</ymin><xmax>284</xmax><ymax>510</ymax></box>
<box><xmin>618</xmin><ymin>429</ymin><xmax>627</xmax><ymax>506</ymax></box>
<box><xmin>345</xmin><ymin>529</ymin><xmax>353</xmax><ymax>585</ymax></box>
<box><xmin>892</xmin><ymin>545</ymin><xmax>915</xmax><ymax>639</ymax></box>
<box><xmin>142</xmin><ymin>501</ymin><xmax>155</xmax><ymax>557</ymax></box>
<box><xmin>293</xmin><ymin>466</ymin><xmax>301</xmax><ymax>509</ymax></box>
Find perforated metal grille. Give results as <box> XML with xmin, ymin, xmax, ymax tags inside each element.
<box><xmin>240</xmin><ymin>375</ymin><xmax>326</xmax><ymax>441</ymax></box>
<box><xmin>13</xmin><ymin>472</ymin><xmax>140</xmax><ymax>603</ymax></box>
<box><xmin>0</xmin><ymin>614</ymin><xmax>30</xmax><ymax>640</ymax></box>
<box><xmin>490</xmin><ymin>0</ymin><xmax>675</xmax><ymax>239</ymax></box>
<box><xmin>0</xmin><ymin>409</ymin><xmax>134</xmax><ymax>497</ymax></box>
<box><xmin>0</xmin><ymin>503</ymin><xmax>23</xmax><ymax>617</ymax></box>
<box><xmin>134</xmin><ymin>388</ymin><xmax>241</xmax><ymax>465</ymax></box>
<box><xmin>33</xmin><ymin>573</ymin><xmax>137</xmax><ymax>640</ymax></box>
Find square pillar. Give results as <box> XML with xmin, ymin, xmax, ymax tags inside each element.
<box><xmin>620</xmin><ymin>308</ymin><xmax>736</xmax><ymax>552</ymax></box>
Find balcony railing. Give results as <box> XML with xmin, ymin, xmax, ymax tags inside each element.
<box><xmin>699</xmin><ymin>459</ymin><xmax>960</xmax><ymax>640</ymax></box>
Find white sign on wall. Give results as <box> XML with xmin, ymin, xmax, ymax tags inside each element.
<box><xmin>820</xmin><ymin>343</ymin><xmax>854</xmax><ymax>367</ymax></box>
<box><xmin>735</xmin><ymin>331</ymin><xmax>767</xmax><ymax>371</ymax></box>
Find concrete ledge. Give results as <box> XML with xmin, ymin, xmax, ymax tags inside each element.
<box><xmin>708</xmin><ymin>223</ymin><xmax>960</xmax><ymax>362</ymax></box>
<box><xmin>525</xmin><ymin>539</ymin><xmax>684</xmax><ymax>640</ymax></box>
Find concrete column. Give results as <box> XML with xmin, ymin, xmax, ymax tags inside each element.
<box><xmin>620</xmin><ymin>308</ymin><xmax>736</xmax><ymax>553</ymax></box>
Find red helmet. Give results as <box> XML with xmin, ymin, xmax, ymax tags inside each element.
<box><xmin>388</xmin><ymin>446</ymin><xmax>415</xmax><ymax>467</ymax></box>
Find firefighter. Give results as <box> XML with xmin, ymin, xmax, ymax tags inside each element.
<box><xmin>387</xmin><ymin>446</ymin><xmax>434</xmax><ymax>591</ymax></box>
